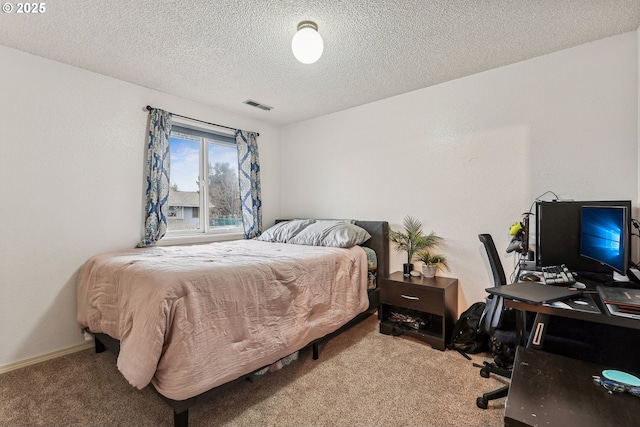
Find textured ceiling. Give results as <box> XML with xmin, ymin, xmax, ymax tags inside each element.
<box><xmin>1</xmin><ymin>1</ymin><xmax>640</xmax><ymax>125</ymax></box>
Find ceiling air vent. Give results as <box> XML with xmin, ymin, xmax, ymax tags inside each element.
<box><xmin>243</xmin><ymin>99</ymin><xmax>273</xmax><ymax>111</ymax></box>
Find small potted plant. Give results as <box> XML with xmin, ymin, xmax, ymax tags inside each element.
<box><xmin>416</xmin><ymin>251</ymin><xmax>450</xmax><ymax>278</ymax></box>
<box><xmin>389</xmin><ymin>215</ymin><xmax>443</xmax><ymax>276</ymax></box>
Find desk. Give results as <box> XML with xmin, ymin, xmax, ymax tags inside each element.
<box><xmin>489</xmin><ymin>279</ymin><xmax>640</xmax><ymax>350</ymax></box>
<box><xmin>501</xmin><ymin>283</ymin><xmax>640</xmax><ymax>427</ymax></box>
<box><xmin>505</xmin><ymin>346</ymin><xmax>640</xmax><ymax>427</ymax></box>
<box><xmin>504</xmin><ymin>291</ymin><xmax>640</xmax><ymax>331</ymax></box>
<box><xmin>504</xmin><ymin>289</ymin><xmax>640</xmax><ymax>350</ymax></box>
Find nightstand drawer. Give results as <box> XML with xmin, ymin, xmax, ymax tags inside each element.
<box><xmin>380</xmin><ymin>281</ymin><xmax>442</xmax><ymax>314</ymax></box>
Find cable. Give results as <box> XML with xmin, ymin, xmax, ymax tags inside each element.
<box><xmin>630</xmin><ymin>218</ymin><xmax>640</xmax><ymax>267</ymax></box>
<box><xmin>524</xmin><ymin>190</ymin><xmax>559</xmax><ymax>256</ymax></box>
<box><xmin>507</xmin><ymin>191</ymin><xmax>559</xmax><ymax>281</ymax></box>
<box><xmin>524</xmin><ymin>190</ymin><xmax>560</xmax><ymax>219</ymax></box>
<box><xmin>510</xmin><ymin>251</ymin><xmax>525</xmax><ymax>283</ymax></box>
<box><xmin>535</xmin><ymin>190</ymin><xmax>560</xmax><ymax>201</ymax></box>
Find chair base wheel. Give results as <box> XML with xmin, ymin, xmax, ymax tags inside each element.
<box><xmin>480</xmin><ymin>367</ymin><xmax>490</xmax><ymax>378</ymax></box>
<box><xmin>477</xmin><ymin>396</ymin><xmax>488</xmax><ymax>409</ymax></box>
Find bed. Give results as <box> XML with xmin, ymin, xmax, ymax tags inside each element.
<box><xmin>76</xmin><ymin>219</ymin><xmax>389</xmax><ymax>427</ymax></box>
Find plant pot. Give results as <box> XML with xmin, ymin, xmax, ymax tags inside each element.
<box><xmin>403</xmin><ymin>263</ymin><xmax>413</xmax><ymax>276</ymax></box>
<box><xmin>422</xmin><ymin>265</ymin><xmax>436</xmax><ymax>278</ymax></box>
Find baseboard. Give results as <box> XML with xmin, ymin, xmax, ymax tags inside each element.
<box><xmin>0</xmin><ymin>341</ymin><xmax>95</xmax><ymax>375</ymax></box>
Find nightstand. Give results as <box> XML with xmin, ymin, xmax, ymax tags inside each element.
<box><xmin>379</xmin><ymin>271</ymin><xmax>458</xmax><ymax>350</ymax></box>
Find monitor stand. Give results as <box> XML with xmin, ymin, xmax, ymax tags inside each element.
<box><xmin>613</xmin><ymin>271</ymin><xmax>630</xmax><ymax>282</ymax></box>
<box><xmin>627</xmin><ymin>268</ymin><xmax>640</xmax><ymax>284</ymax></box>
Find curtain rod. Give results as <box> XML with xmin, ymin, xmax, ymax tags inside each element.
<box><xmin>145</xmin><ymin>105</ymin><xmax>259</xmax><ymax>137</ymax></box>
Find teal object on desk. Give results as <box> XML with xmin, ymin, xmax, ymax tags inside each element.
<box><xmin>602</xmin><ymin>370</ymin><xmax>640</xmax><ymax>387</ymax></box>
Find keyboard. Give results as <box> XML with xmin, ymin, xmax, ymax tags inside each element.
<box><xmin>541</xmin><ymin>264</ymin><xmax>577</xmax><ymax>286</ymax></box>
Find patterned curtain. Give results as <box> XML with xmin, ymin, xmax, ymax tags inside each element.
<box><xmin>236</xmin><ymin>129</ymin><xmax>262</xmax><ymax>239</ymax></box>
<box><xmin>137</xmin><ymin>108</ymin><xmax>172</xmax><ymax>247</ymax></box>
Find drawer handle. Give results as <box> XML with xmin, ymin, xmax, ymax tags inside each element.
<box><xmin>401</xmin><ymin>294</ymin><xmax>419</xmax><ymax>301</ymax></box>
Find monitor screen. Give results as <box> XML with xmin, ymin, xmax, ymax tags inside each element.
<box><xmin>580</xmin><ymin>205</ymin><xmax>628</xmax><ymax>275</ymax></box>
<box><xmin>535</xmin><ymin>200</ymin><xmax>632</xmax><ymax>273</ymax></box>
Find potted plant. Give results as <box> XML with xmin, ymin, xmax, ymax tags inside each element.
<box><xmin>389</xmin><ymin>215</ymin><xmax>442</xmax><ymax>276</ymax></box>
<box><xmin>416</xmin><ymin>251</ymin><xmax>450</xmax><ymax>278</ymax></box>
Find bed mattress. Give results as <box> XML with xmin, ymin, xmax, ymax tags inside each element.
<box><xmin>76</xmin><ymin>239</ymin><xmax>368</xmax><ymax>400</ymax></box>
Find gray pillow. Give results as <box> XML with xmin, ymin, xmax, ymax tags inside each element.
<box><xmin>288</xmin><ymin>221</ymin><xmax>371</xmax><ymax>248</ymax></box>
<box><xmin>256</xmin><ymin>219</ymin><xmax>316</xmax><ymax>243</ymax></box>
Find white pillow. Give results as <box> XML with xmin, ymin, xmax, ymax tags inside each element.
<box><xmin>288</xmin><ymin>221</ymin><xmax>371</xmax><ymax>248</ymax></box>
<box><xmin>256</xmin><ymin>219</ymin><xmax>316</xmax><ymax>243</ymax></box>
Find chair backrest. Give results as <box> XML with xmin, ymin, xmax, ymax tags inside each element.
<box><xmin>478</xmin><ymin>233</ymin><xmax>507</xmax><ymax>287</ymax></box>
<box><xmin>478</xmin><ymin>233</ymin><xmax>508</xmax><ymax>335</ymax></box>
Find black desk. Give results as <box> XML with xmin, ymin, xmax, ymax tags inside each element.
<box><xmin>505</xmin><ymin>347</ymin><xmax>640</xmax><ymax>427</ymax></box>
<box><xmin>500</xmin><ymin>282</ymin><xmax>640</xmax><ymax>427</ymax></box>
<box><xmin>503</xmin><ymin>286</ymin><xmax>640</xmax><ymax>331</ymax></box>
<box><xmin>496</xmin><ymin>281</ymin><xmax>640</xmax><ymax>350</ymax></box>
<box><xmin>507</xmin><ymin>291</ymin><xmax>640</xmax><ymax>349</ymax></box>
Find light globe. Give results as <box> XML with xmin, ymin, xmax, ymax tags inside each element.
<box><xmin>291</xmin><ymin>21</ymin><xmax>324</xmax><ymax>64</ymax></box>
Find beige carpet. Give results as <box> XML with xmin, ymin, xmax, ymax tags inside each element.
<box><xmin>0</xmin><ymin>315</ymin><xmax>507</xmax><ymax>427</ymax></box>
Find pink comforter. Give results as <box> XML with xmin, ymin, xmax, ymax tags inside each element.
<box><xmin>76</xmin><ymin>239</ymin><xmax>368</xmax><ymax>400</ymax></box>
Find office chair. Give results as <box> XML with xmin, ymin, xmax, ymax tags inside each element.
<box><xmin>476</xmin><ymin>233</ymin><xmax>522</xmax><ymax>409</ymax></box>
<box><xmin>476</xmin><ymin>233</ymin><xmax>595</xmax><ymax>409</ymax></box>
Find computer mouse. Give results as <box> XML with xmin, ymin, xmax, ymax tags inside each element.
<box><xmin>550</xmin><ymin>301</ymin><xmax>572</xmax><ymax>309</ymax></box>
<box><xmin>519</xmin><ymin>273</ymin><xmax>540</xmax><ymax>282</ymax></box>
<box><xmin>572</xmin><ymin>282</ymin><xmax>587</xmax><ymax>289</ymax></box>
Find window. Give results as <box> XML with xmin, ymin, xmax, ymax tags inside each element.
<box><xmin>167</xmin><ymin>123</ymin><xmax>242</xmax><ymax>235</ymax></box>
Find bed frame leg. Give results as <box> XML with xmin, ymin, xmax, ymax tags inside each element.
<box><xmin>174</xmin><ymin>409</ymin><xmax>188</xmax><ymax>427</ymax></box>
<box><xmin>312</xmin><ymin>342</ymin><xmax>319</xmax><ymax>360</ymax></box>
<box><xmin>94</xmin><ymin>337</ymin><xmax>106</xmax><ymax>353</ymax></box>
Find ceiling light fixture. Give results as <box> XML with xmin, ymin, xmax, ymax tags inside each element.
<box><xmin>291</xmin><ymin>21</ymin><xmax>324</xmax><ymax>64</ymax></box>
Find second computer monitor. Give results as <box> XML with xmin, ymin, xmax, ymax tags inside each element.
<box><xmin>535</xmin><ymin>200</ymin><xmax>632</xmax><ymax>273</ymax></box>
<box><xmin>579</xmin><ymin>205</ymin><xmax>628</xmax><ymax>275</ymax></box>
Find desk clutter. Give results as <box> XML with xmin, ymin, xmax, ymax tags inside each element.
<box><xmin>518</xmin><ymin>268</ymin><xmax>585</xmax><ymax>288</ymax></box>
<box><xmin>597</xmin><ymin>286</ymin><xmax>640</xmax><ymax>319</ymax></box>
<box><xmin>547</xmin><ymin>292</ymin><xmax>601</xmax><ymax>313</ymax></box>
<box><xmin>488</xmin><ymin>280</ymin><xmax>603</xmax><ymax>313</ymax></box>
<box><xmin>515</xmin><ymin>267</ymin><xmax>640</xmax><ymax>316</ymax></box>
<box><xmin>512</xmin><ymin>269</ymin><xmax>608</xmax><ymax>312</ymax></box>
<box><xmin>593</xmin><ymin>369</ymin><xmax>640</xmax><ymax>397</ymax></box>
<box><xmin>485</xmin><ymin>282</ymin><xmax>582</xmax><ymax>305</ymax></box>
<box><xmin>506</xmin><ymin>347</ymin><xmax>640</xmax><ymax>427</ymax></box>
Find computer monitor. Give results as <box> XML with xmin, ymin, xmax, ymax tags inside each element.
<box><xmin>579</xmin><ymin>205</ymin><xmax>628</xmax><ymax>276</ymax></box>
<box><xmin>535</xmin><ymin>200</ymin><xmax>632</xmax><ymax>274</ymax></box>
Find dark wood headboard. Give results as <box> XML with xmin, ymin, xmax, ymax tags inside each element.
<box><xmin>354</xmin><ymin>220</ymin><xmax>389</xmax><ymax>279</ymax></box>
<box><xmin>273</xmin><ymin>219</ymin><xmax>389</xmax><ymax>279</ymax></box>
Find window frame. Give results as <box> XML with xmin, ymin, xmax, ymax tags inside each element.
<box><xmin>159</xmin><ymin>119</ymin><xmax>244</xmax><ymax>245</ymax></box>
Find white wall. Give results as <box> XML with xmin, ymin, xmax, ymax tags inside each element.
<box><xmin>0</xmin><ymin>45</ymin><xmax>281</xmax><ymax>367</ymax></box>
<box><xmin>281</xmin><ymin>32</ymin><xmax>639</xmax><ymax>312</ymax></box>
